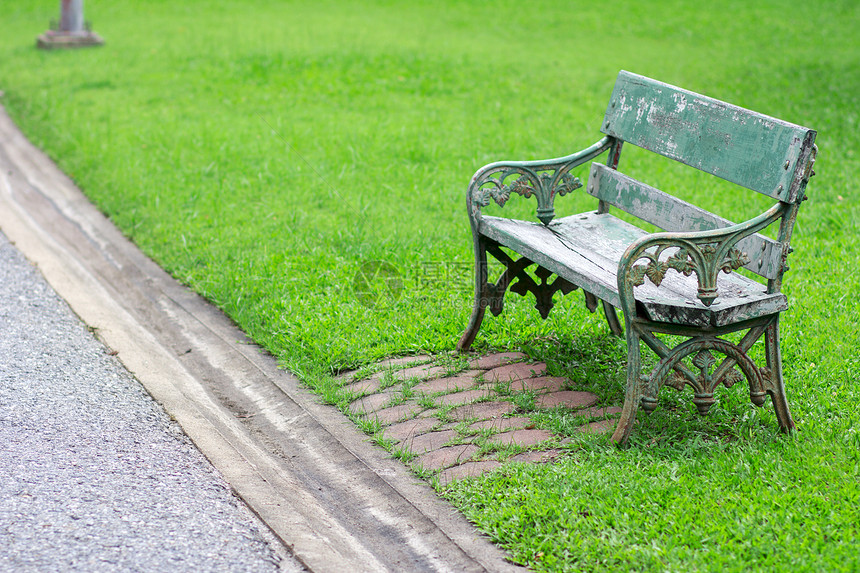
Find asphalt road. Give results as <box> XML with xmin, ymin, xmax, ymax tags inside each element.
<box><xmin>0</xmin><ymin>230</ymin><xmax>302</xmax><ymax>572</ymax></box>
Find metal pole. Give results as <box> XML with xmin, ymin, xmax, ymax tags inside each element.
<box><xmin>59</xmin><ymin>0</ymin><xmax>85</xmax><ymax>34</ymax></box>
<box><xmin>37</xmin><ymin>0</ymin><xmax>104</xmax><ymax>49</ymax></box>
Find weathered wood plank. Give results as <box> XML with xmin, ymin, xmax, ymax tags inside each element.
<box><xmin>479</xmin><ymin>212</ymin><xmax>786</xmax><ymax>327</ymax></box>
<box><xmin>586</xmin><ymin>163</ymin><xmax>784</xmax><ymax>279</ymax></box>
<box><xmin>601</xmin><ymin>71</ymin><xmax>816</xmax><ymax>202</ymax></box>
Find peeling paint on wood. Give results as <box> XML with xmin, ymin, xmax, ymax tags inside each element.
<box><xmin>602</xmin><ymin>71</ymin><xmax>816</xmax><ymax>203</ymax></box>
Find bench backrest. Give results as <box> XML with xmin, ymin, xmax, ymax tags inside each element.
<box><xmin>587</xmin><ymin>71</ymin><xmax>817</xmax><ymax>281</ymax></box>
<box><xmin>600</xmin><ymin>71</ymin><xmax>816</xmax><ymax>204</ymax></box>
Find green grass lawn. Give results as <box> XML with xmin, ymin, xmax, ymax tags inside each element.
<box><xmin>2</xmin><ymin>0</ymin><xmax>859</xmax><ymax>570</ymax></box>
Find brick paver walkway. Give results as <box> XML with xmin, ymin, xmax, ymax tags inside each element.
<box><xmin>338</xmin><ymin>352</ymin><xmax>622</xmax><ymax>485</ymax></box>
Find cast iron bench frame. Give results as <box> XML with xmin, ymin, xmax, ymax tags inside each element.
<box><xmin>457</xmin><ymin>71</ymin><xmax>817</xmax><ymax>445</ymax></box>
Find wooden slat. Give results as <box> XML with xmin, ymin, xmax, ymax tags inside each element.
<box><xmin>586</xmin><ymin>163</ymin><xmax>783</xmax><ymax>279</ymax></box>
<box><xmin>479</xmin><ymin>212</ymin><xmax>787</xmax><ymax>327</ymax></box>
<box><xmin>601</xmin><ymin>71</ymin><xmax>816</xmax><ymax>202</ymax></box>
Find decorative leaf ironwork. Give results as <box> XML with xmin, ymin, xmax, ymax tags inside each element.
<box><xmin>635</xmin><ymin>246</ymin><xmax>749</xmax><ymax>285</ymax></box>
<box><xmin>718</xmin><ymin>368</ymin><xmax>744</xmax><ymax>389</ymax></box>
<box><xmin>483</xmin><ymin>244</ymin><xmax>579</xmax><ymax>320</ymax></box>
<box><xmin>644</xmin><ymin>260</ymin><xmax>669</xmax><ymax>287</ymax></box>
<box><xmin>472</xmin><ymin>169</ymin><xmax>582</xmax><ymax>225</ymax></box>
<box><xmin>666</xmin><ymin>372</ymin><xmax>687</xmax><ymax>391</ymax></box>
<box><xmin>507</xmin><ymin>176</ymin><xmax>536</xmax><ymax>199</ymax></box>
<box><xmin>475</xmin><ymin>188</ymin><xmax>492</xmax><ymax>209</ymax></box>
<box><xmin>643</xmin><ymin>337</ymin><xmax>770</xmax><ymax>416</ymax></box>
<box><xmin>666</xmin><ymin>249</ymin><xmax>695</xmax><ymax>276</ymax></box>
<box><xmin>722</xmin><ymin>248</ymin><xmax>751</xmax><ymax>274</ymax></box>
<box><xmin>692</xmin><ymin>350</ymin><xmax>716</xmax><ymax>372</ymax></box>
<box><xmin>555</xmin><ymin>172</ymin><xmax>581</xmax><ymax>197</ymax></box>
<box><xmin>630</xmin><ymin>264</ymin><xmax>647</xmax><ymax>287</ymax></box>
<box><xmin>486</xmin><ymin>186</ymin><xmax>511</xmax><ymax>207</ymax></box>
<box><xmin>627</xmin><ymin>242</ymin><xmax>750</xmax><ymax>306</ymax></box>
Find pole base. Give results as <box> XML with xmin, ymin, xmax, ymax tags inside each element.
<box><xmin>37</xmin><ymin>30</ymin><xmax>104</xmax><ymax>50</ymax></box>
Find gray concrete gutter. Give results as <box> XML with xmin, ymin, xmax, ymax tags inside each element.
<box><xmin>0</xmin><ymin>106</ymin><xmax>524</xmax><ymax>573</ymax></box>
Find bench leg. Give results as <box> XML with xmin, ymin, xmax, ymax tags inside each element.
<box><xmin>612</xmin><ymin>322</ymin><xmax>642</xmax><ymax>445</ymax></box>
<box><xmin>602</xmin><ymin>301</ymin><xmax>623</xmax><ymax>337</ymax></box>
<box><xmin>765</xmin><ymin>317</ymin><xmax>796</xmax><ymax>433</ymax></box>
<box><xmin>457</xmin><ymin>239</ymin><xmax>488</xmax><ymax>352</ymax></box>
<box><xmin>457</xmin><ymin>299</ymin><xmax>486</xmax><ymax>352</ymax></box>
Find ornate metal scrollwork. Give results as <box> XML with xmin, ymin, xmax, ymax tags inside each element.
<box><xmin>482</xmin><ymin>244</ymin><xmax>578</xmax><ymax>319</ymax></box>
<box><xmin>466</xmin><ymin>137</ymin><xmax>612</xmax><ymax>225</ymax></box>
<box><xmin>473</xmin><ymin>169</ymin><xmax>583</xmax><ymax>225</ymax></box>
<box><xmin>509</xmin><ymin>265</ymin><xmax>578</xmax><ymax>319</ymax></box>
<box><xmin>640</xmin><ymin>337</ymin><xmax>768</xmax><ymax>415</ymax></box>
<box><xmin>628</xmin><ymin>242</ymin><xmax>750</xmax><ymax>306</ymax></box>
<box><xmin>618</xmin><ymin>203</ymin><xmax>788</xmax><ymax>312</ymax></box>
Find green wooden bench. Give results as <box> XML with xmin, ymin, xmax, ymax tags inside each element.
<box><xmin>457</xmin><ymin>71</ymin><xmax>818</xmax><ymax>445</ymax></box>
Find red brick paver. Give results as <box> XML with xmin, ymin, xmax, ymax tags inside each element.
<box><xmin>437</xmin><ymin>461</ymin><xmax>503</xmax><ymax>485</ymax></box>
<box><xmin>394</xmin><ymin>364</ymin><xmax>449</xmax><ymax>381</ymax></box>
<box><xmin>457</xmin><ymin>369</ymin><xmax>485</xmax><ymax>379</ymax></box>
<box><xmin>468</xmin><ymin>417</ymin><xmax>533</xmax><ymax>432</ymax></box>
<box><xmin>343</xmin><ymin>377</ymin><xmax>383</xmax><ymax>395</ymax></box>
<box><xmin>349</xmin><ymin>352</ymin><xmax>623</xmax><ymax>485</ymax></box>
<box><xmin>435</xmin><ymin>388</ymin><xmax>494</xmax><ymax>407</ymax></box>
<box><xmin>350</xmin><ymin>392</ymin><xmax>394</xmax><ymax>415</ymax></box>
<box><xmin>579</xmin><ymin>405</ymin><xmax>623</xmax><ymax>418</ymax></box>
<box><xmin>487</xmin><ymin>429</ymin><xmax>553</xmax><ymax>447</ymax></box>
<box><xmin>370</xmin><ymin>403</ymin><xmax>423</xmax><ymax>425</ymax></box>
<box><xmin>383</xmin><ymin>418</ymin><xmax>441</xmax><ymax>442</ymax></box>
<box><xmin>468</xmin><ymin>352</ymin><xmax>527</xmax><ymax>370</ymax></box>
<box><xmin>414</xmin><ymin>444</ymin><xmax>479</xmax><ymax>471</ymax></box>
<box><xmin>413</xmin><ymin>375</ymin><xmax>479</xmax><ymax>395</ymax></box>
<box><xmin>335</xmin><ymin>370</ymin><xmax>358</xmax><ymax>384</ymax></box>
<box><xmin>535</xmin><ymin>391</ymin><xmax>599</xmax><ymax>410</ymax></box>
<box><xmin>403</xmin><ymin>429</ymin><xmax>460</xmax><ymax>454</ymax></box>
<box><xmin>448</xmin><ymin>401</ymin><xmax>516</xmax><ymax>422</ymax></box>
<box><xmin>485</xmin><ymin>362</ymin><xmax>546</xmax><ymax>383</ymax></box>
<box><xmin>509</xmin><ymin>376</ymin><xmax>567</xmax><ymax>393</ymax></box>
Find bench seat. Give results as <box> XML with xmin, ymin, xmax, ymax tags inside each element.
<box><xmin>480</xmin><ymin>212</ymin><xmax>787</xmax><ymax>328</ymax></box>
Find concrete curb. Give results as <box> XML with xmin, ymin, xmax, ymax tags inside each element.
<box><xmin>0</xmin><ymin>105</ymin><xmax>525</xmax><ymax>573</ymax></box>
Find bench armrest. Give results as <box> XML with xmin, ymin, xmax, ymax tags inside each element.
<box><xmin>617</xmin><ymin>203</ymin><xmax>788</xmax><ymax>314</ymax></box>
<box><xmin>467</xmin><ymin>136</ymin><xmax>613</xmax><ymax>226</ymax></box>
